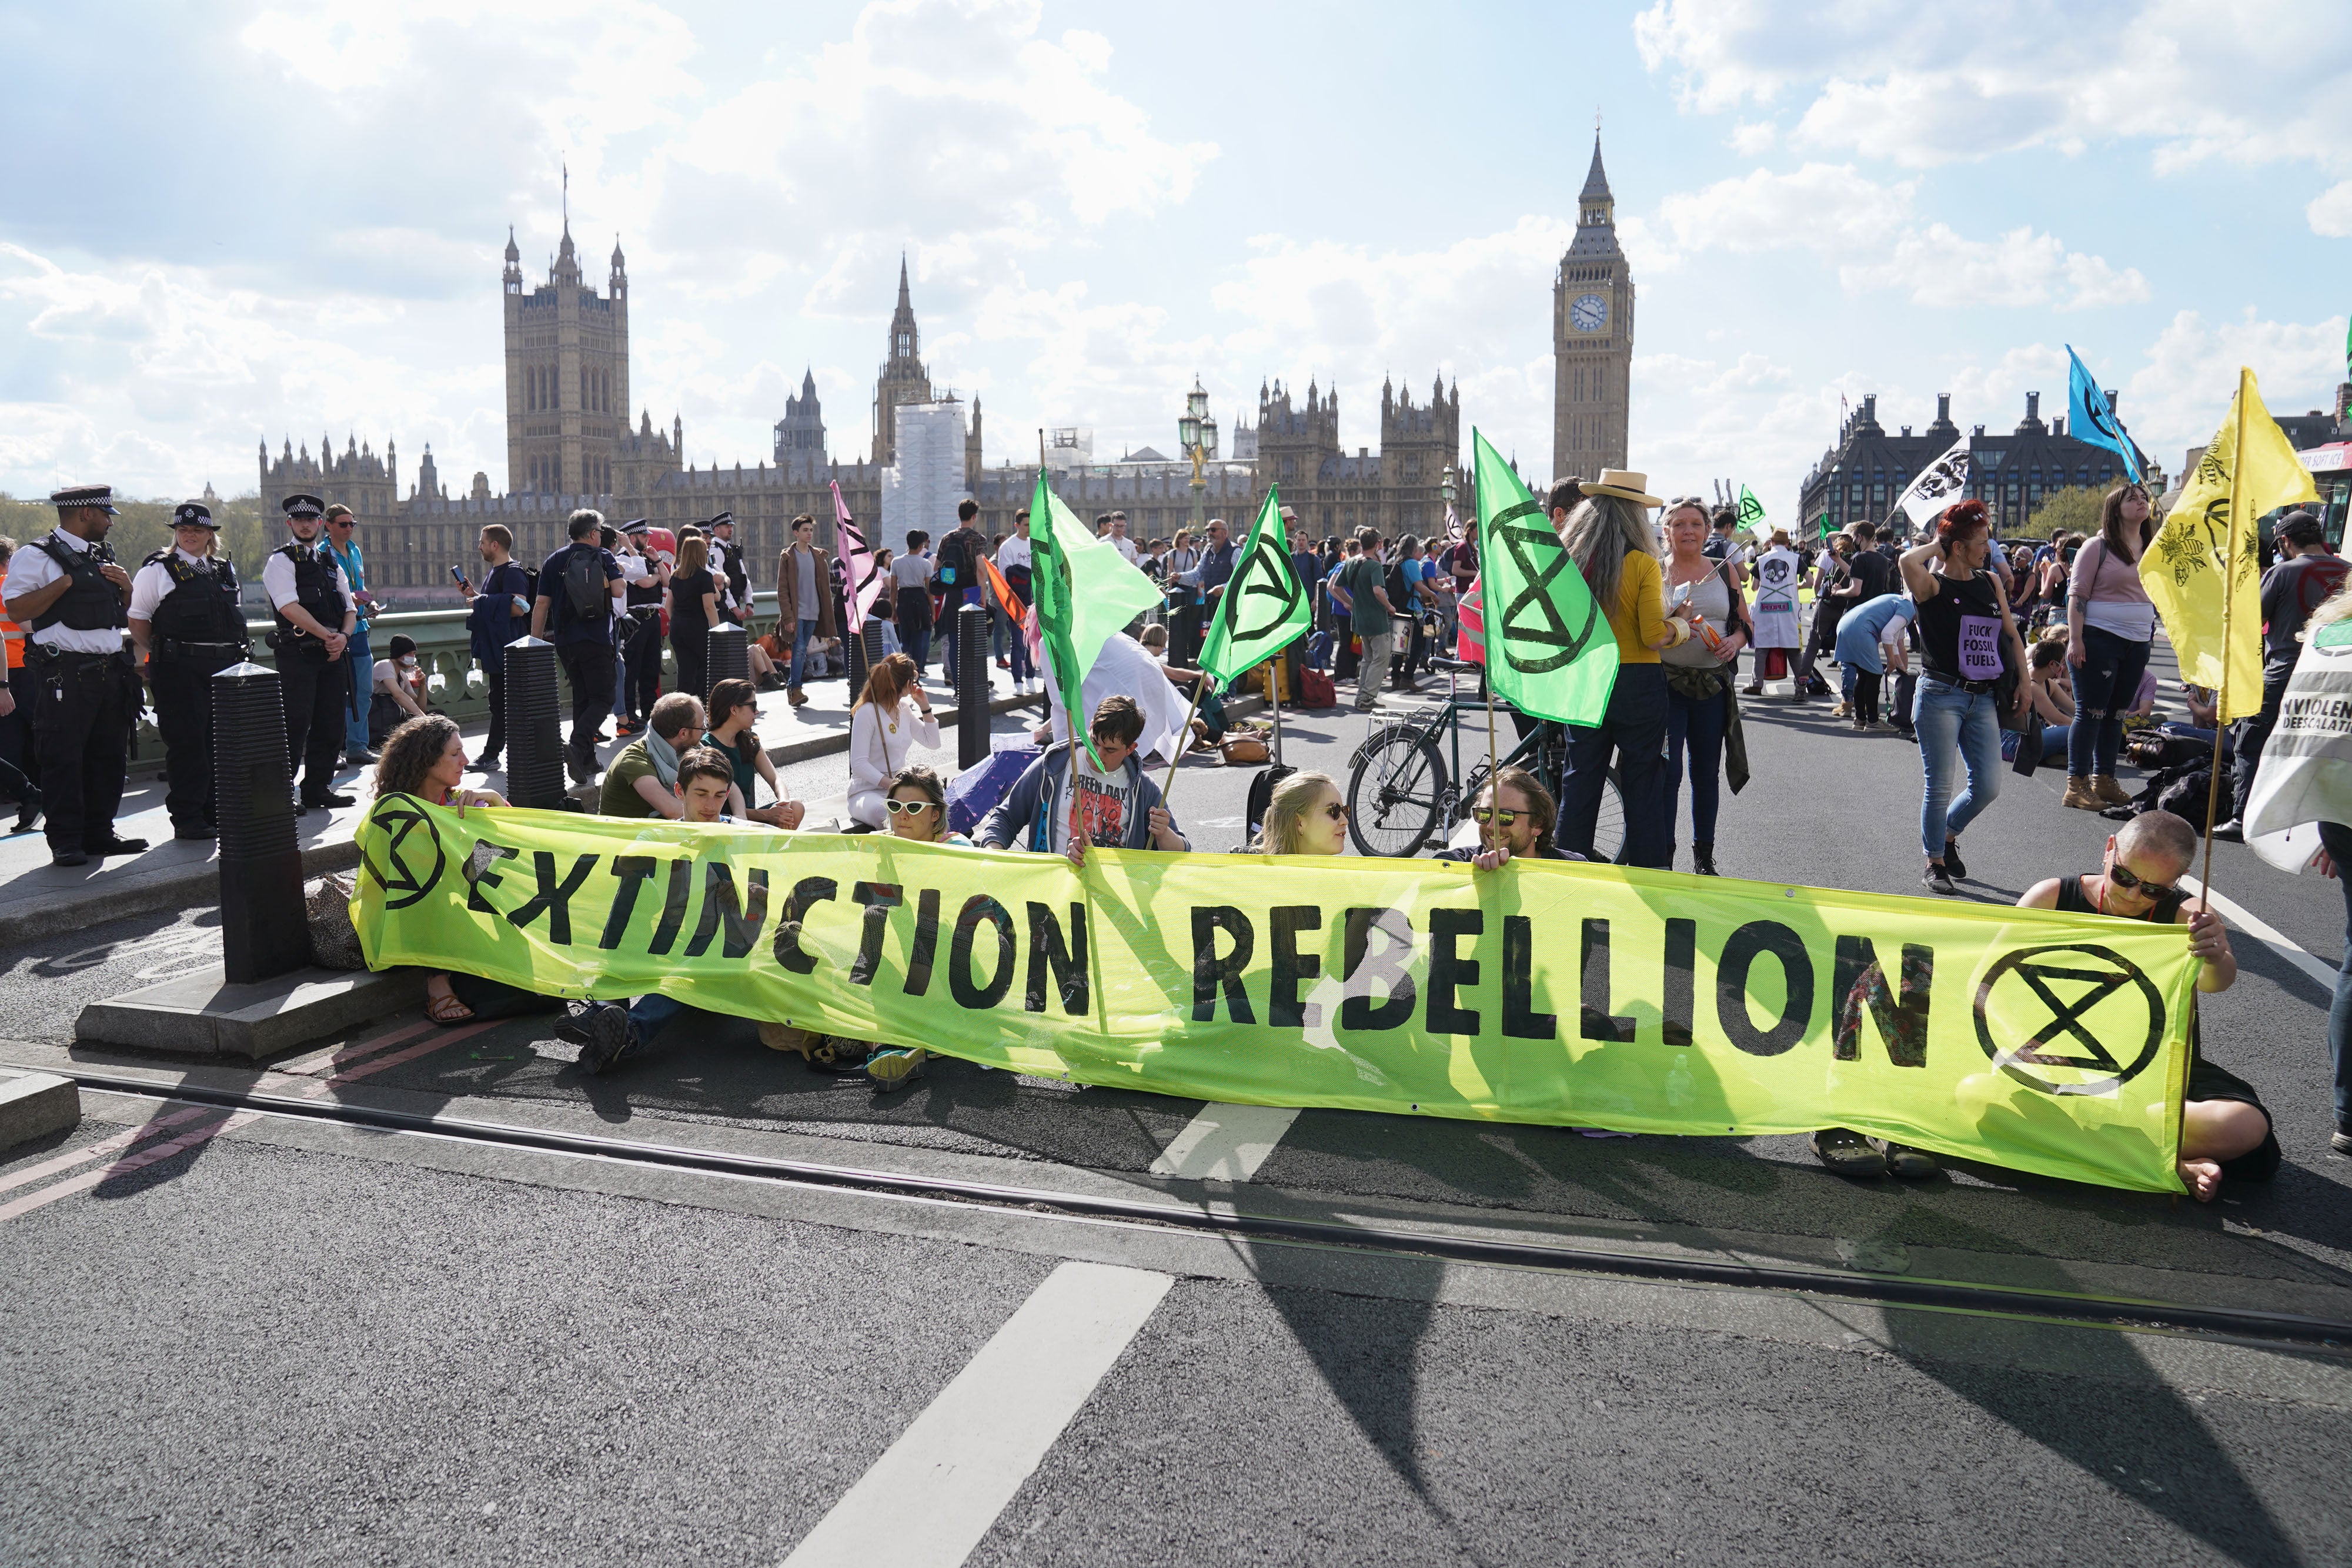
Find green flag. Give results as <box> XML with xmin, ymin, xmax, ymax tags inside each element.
<box><xmin>1472</xmin><ymin>428</ymin><xmax>1618</xmax><ymax>724</ymax></box>
<box><xmin>1198</xmin><ymin>486</ymin><xmax>1311</xmax><ymax>685</ymax></box>
<box><xmin>1028</xmin><ymin>467</ymin><xmax>1166</xmax><ymax>766</ymax></box>
<box><xmin>1738</xmin><ymin>484</ymin><xmax>1767</xmax><ymax>536</ymax></box>
<box><xmin>1816</xmin><ymin>512</ymin><xmax>1833</xmax><ymax>539</ymax></box>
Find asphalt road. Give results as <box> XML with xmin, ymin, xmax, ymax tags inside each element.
<box><xmin>4</xmin><ymin>641</ymin><xmax>2351</xmax><ymax>1566</ymax></box>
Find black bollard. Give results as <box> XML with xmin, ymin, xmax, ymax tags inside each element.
<box><xmin>505</xmin><ymin>637</ymin><xmax>567</xmax><ymax>809</ymax></box>
<box><xmin>213</xmin><ymin>663</ymin><xmax>309</xmax><ymax>982</ymax></box>
<box><xmin>706</xmin><ymin>623</ymin><xmax>748</xmax><ymax>707</ymax></box>
<box><xmin>957</xmin><ymin>601</ymin><xmax>990</xmax><ymax>769</ymax></box>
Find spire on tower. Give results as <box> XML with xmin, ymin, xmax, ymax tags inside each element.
<box><xmin>897</xmin><ymin>252</ymin><xmax>911</xmax><ymax>310</ymax></box>
<box><xmin>1579</xmin><ymin>132</ymin><xmax>1612</xmax><ymax>202</ymax></box>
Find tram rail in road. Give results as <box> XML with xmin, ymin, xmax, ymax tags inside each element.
<box><xmin>35</xmin><ymin>1064</ymin><xmax>2352</xmax><ymax>1353</ymax></box>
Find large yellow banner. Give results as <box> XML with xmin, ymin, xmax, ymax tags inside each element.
<box><xmin>355</xmin><ymin>799</ymin><xmax>2200</xmax><ymax>1192</ymax></box>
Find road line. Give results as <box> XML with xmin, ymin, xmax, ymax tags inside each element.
<box><xmin>781</xmin><ymin>1261</ymin><xmax>1173</xmax><ymax>1568</ymax></box>
<box><xmin>0</xmin><ymin>1112</ymin><xmax>250</xmax><ymax>1223</ymax></box>
<box><xmin>2181</xmin><ymin>875</ymin><xmax>2340</xmax><ymax>991</ymax></box>
<box><xmin>1148</xmin><ymin>1102</ymin><xmax>1302</xmax><ymax>1181</ymax></box>
<box><xmin>0</xmin><ymin>1022</ymin><xmax>493</xmax><ymax>1223</ymax></box>
<box><xmin>0</xmin><ymin>1105</ymin><xmax>219</xmax><ymax>1197</ymax></box>
<box><xmin>271</xmin><ymin>1016</ymin><xmax>441</xmax><ymax>1078</ymax></box>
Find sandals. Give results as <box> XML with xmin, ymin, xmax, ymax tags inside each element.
<box><xmin>866</xmin><ymin>1047</ymin><xmax>930</xmax><ymax>1091</ymax></box>
<box><xmin>425</xmin><ymin>988</ymin><xmax>476</xmax><ymax>1026</ymax></box>
<box><xmin>1810</xmin><ymin>1127</ymin><xmax>1885</xmax><ymax>1176</ymax></box>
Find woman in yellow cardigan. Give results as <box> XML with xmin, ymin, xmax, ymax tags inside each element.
<box><xmin>1553</xmin><ymin>471</ymin><xmax>1692</xmax><ymax>868</ymax></box>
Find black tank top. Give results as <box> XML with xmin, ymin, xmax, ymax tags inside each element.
<box><xmin>2053</xmin><ymin>874</ymin><xmax>2187</xmax><ymax>923</ymax></box>
<box><xmin>1915</xmin><ymin>569</ymin><xmax>2003</xmax><ymax>683</ymax></box>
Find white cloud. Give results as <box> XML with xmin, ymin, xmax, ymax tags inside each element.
<box><xmin>1654</xmin><ymin>165</ymin><xmax>2143</xmax><ymax>309</ymax></box>
<box><xmin>2310</xmin><ymin>180</ymin><xmax>2352</xmax><ymax>238</ymax></box>
<box><xmin>2127</xmin><ymin>309</ymin><xmax>2348</xmax><ymax>470</ymax></box>
<box><xmin>1728</xmin><ymin>121</ymin><xmax>1776</xmax><ymax>156</ymax></box>
<box><xmin>1635</xmin><ymin>0</ymin><xmax>2352</xmax><ymax>178</ymax></box>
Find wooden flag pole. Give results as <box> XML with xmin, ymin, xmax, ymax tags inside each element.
<box><xmin>2198</xmin><ymin>376</ymin><xmax>2251</xmax><ymax>898</ymax></box>
<box><xmin>1038</xmin><ymin>427</ymin><xmax>1087</xmax><ymax>861</ymax></box>
<box><xmin>1160</xmin><ymin>676</ymin><xmax>1210</xmax><ymax>803</ymax></box>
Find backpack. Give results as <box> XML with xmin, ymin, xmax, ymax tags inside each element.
<box><xmin>1385</xmin><ymin>559</ymin><xmax>1412</xmax><ymax>610</ymax></box>
<box><xmin>561</xmin><ymin>546</ymin><xmax>604</xmax><ymax>619</ymax></box>
<box><xmin>933</xmin><ymin>530</ymin><xmax>970</xmax><ymax>590</ymax></box>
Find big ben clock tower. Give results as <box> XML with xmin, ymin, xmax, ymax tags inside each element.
<box><xmin>1553</xmin><ymin>133</ymin><xmax>1635</xmax><ymax>483</ymax></box>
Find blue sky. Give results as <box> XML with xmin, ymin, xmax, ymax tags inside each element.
<box><xmin>3</xmin><ymin>0</ymin><xmax>2348</xmax><ymax>520</ymax></box>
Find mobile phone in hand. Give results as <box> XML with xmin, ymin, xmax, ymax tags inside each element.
<box><xmin>449</xmin><ymin>564</ymin><xmax>467</xmax><ymax>587</ymax></box>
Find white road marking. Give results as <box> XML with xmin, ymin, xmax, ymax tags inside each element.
<box><xmin>2180</xmin><ymin>874</ymin><xmax>2339</xmax><ymax>991</ymax></box>
<box><xmin>1148</xmin><ymin>1102</ymin><xmax>1302</xmax><ymax>1182</ymax></box>
<box><xmin>781</xmin><ymin>1261</ymin><xmax>1172</xmax><ymax>1568</ymax></box>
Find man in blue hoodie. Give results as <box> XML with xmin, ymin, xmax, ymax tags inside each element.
<box><xmin>977</xmin><ymin>694</ymin><xmax>1189</xmax><ymax>862</ymax></box>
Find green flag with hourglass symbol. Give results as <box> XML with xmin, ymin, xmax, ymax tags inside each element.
<box><xmin>1472</xmin><ymin>428</ymin><xmax>1618</xmax><ymax>724</ymax></box>
<box><xmin>1198</xmin><ymin>486</ymin><xmax>1311</xmax><ymax>686</ymax></box>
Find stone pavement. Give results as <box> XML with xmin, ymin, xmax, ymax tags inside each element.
<box><xmin>0</xmin><ymin>664</ymin><xmax>1047</xmax><ymax>946</ymax></box>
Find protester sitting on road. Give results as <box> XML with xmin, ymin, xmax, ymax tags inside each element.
<box><xmin>1832</xmin><ymin>591</ymin><xmax>1916</xmax><ymax>733</ymax></box>
<box><xmin>576</xmin><ymin>747</ymin><xmax>779</xmax><ymax>1073</ymax></box>
<box><xmin>369</xmin><ymin>714</ymin><xmax>552</xmax><ymax>1029</ymax></box>
<box><xmin>366</xmin><ymin>633</ymin><xmax>428</xmax><ymax>746</ymax></box>
<box><xmin>1435</xmin><ymin>766</ymin><xmax>1583</xmax><ymax>869</ymax></box>
<box><xmin>1135</xmin><ymin>623</ymin><xmax>1222</xmax><ymax>749</ymax></box>
<box><xmin>862</xmin><ymin>765</ymin><xmax>973</xmax><ymax>1090</ymax></box>
<box><xmin>1250</xmin><ymin>770</ymin><xmax>1349</xmax><ymax>855</ymax></box>
<box><xmin>847</xmin><ymin>653</ymin><xmax>941</xmax><ymax>828</ymax></box>
<box><xmin>978</xmin><ymin>694</ymin><xmax>1188</xmax><ymax>864</ymax></box>
<box><xmin>2024</xmin><ymin>638</ymin><xmax>2077</xmax><ymax>763</ymax></box>
<box><xmin>2015</xmin><ymin>811</ymin><xmax>2271</xmax><ymax>1201</ymax></box>
<box><xmin>1900</xmin><ymin>500</ymin><xmax>2029</xmax><ymax>894</ymax></box>
<box><xmin>599</xmin><ymin>693</ymin><xmax>705</xmax><ymax>820</ymax></box>
<box><xmin>700</xmin><ymin>677</ymin><xmax>802</xmax><ymax>826</ymax></box>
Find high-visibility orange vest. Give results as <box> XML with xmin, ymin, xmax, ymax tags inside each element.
<box><xmin>0</xmin><ymin>616</ymin><xmax>23</xmax><ymax>671</ymax></box>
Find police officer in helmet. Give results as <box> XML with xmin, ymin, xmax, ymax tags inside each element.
<box><xmin>0</xmin><ymin>484</ymin><xmax>145</xmax><ymax>867</ymax></box>
<box><xmin>262</xmin><ymin>492</ymin><xmax>358</xmax><ymax>813</ymax></box>
<box><xmin>128</xmin><ymin>501</ymin><xmax>251</xmax><ymax>841</ymax></box>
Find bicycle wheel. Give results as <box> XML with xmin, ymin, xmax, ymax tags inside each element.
<box><xmin>1591</xmin><ymin>765</ymin><xmax>1627</xmax><ymax>864</ymax></box>
<box><xmin>1348</xmin><ymin>730</ymin><xmax>1446</xmax><ymax>857</ymax></box>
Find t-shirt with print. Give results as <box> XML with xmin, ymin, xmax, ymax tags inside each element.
<box><xmin>1051</xmin><ymin>750</ymin><xmax>1140</xmax><ymax>853</ymax></box>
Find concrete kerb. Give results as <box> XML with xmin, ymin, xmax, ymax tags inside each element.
<box><xmin>4</xmin><ymin>686</ymin><xmax>1058</xmax><ymax>948</ymax></box>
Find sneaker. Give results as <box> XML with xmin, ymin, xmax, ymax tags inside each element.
<box><xmin>2333</xmin><ymin>1127</ymin><xmax>2352</xmax><ymax>1155</ymax></box>
<box><xmin>804</xmin><ymin>1035</ymin><xmax>873</xmax><ymax>1074</ymax></box>
<box><xmin>1811</xmin><ymin>1127</ymin><xmax>1886</xmax><ymax>1176</ymax></box>
<box><xmin>577</xmin><ymin>1001</ymin><xmax>637</xmax><ymax>1075</ymax></box>
<box><xmin>1922</xmin><ymin>864</ymin><xmax>1956</xmax><ymax>895</ymax></box>
<box><xmin>866</xmin><ymin>1047</ymin><xmax>930</xmax><ymax>1091</ymax></box>
<box><xmin>345</xmin><ymin>748</ymin><xmax>379</xmax><ymax>765</ymax></box>
<box><xmin>1872</xmin><ymin>1138</ymin><xmax>1938</xmax><ymax>1178</ymax></box>
<box><xmin>1941</xmin><ymin>837</ymin><xmax>1966</xmax><ymax>880</ymax></box>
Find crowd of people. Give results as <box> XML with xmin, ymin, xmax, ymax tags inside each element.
<box><xmin>2</xmin><ymin>472</ymin><xmax>2334</xmax><ymax>1201</ymax></box>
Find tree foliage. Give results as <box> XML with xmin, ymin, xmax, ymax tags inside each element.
<box><xmin>0</xmin><ymin>491</ymin><xmax>274</xmax><ymax>575</ymax></box>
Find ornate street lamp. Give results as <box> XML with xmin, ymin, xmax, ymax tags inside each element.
<box><xmin>1181</xmin><ymin>377</ymin><xmax>1210</xmax><ymax>531</ymax></box>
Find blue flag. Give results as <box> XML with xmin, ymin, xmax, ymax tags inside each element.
<box><xmin>2065</xmin><ymin>345</ymin><xmax>2143</xmax><ymax>484</ymax></box>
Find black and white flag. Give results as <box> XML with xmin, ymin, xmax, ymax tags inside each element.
<box><xmin>1897</xmin><ymin>436</ymin><xmax>1971</xmax><ymax>528</ymax></box>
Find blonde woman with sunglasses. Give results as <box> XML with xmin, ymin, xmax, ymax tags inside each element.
<box><xmin>864</xmin><ymin>765</ymin><xmax>969</xmax><ymax>1090</ymax></box>
<box><xmin>1251</xmin><ymin>770</ymin><xmax>1349</xmax><ymax>855</ymax></box>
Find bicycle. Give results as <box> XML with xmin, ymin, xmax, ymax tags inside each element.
<box><xmin>1344</xmin><ymin>656</ymin><xmax>1625</xmax><ymax>860</ymax></box>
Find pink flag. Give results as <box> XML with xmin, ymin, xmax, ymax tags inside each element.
<box><xmin>1455</xmin><ymin>576</ymin><xmax>1485</xmax><ymax>666</ymax></box>
<box><xmin>833</xmin><ymin>480</ymin><xmax>886</xmax><ymax>624</ymax></box>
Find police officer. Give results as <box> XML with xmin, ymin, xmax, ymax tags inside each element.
<box><xmin>128</xmin><ymin>501</ymin><xmax>251</xmax><ymax>841</ymax></box>
<box><xmin>709</xmin><ymin>511</ymin><xmax>747</xmax><ymax>623</ymax></box>
<box><xmin>261</xmin><ymin>493</ymin><xmax>358</xmax><ymax>813</ymax></box>
<box><xmin>0</xmin><ymin>484</ymin><xmax>145</xmax><ymax>867</ymax></box>
<box><xmin>617</xmin><ymin>518</ymin><xmax>666</xmax><ymax>733</ymax></box>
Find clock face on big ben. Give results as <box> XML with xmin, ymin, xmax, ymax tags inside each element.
<box><xmin>1570</xmin><ymin>293</ymin><xmax>1608</xmax><ymax>332</ymax></box>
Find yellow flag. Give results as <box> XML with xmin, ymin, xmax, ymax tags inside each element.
<box><xmin>2140</xmin><ymin>368</ymin><xmax>2319</xmax><ymax>721</ymax></box>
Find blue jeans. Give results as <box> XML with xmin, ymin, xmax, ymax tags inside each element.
<box><xmin>342</xmin><ymin>623</ymin><xmax>372</xmax><ymax>755</ymax></box>
<box><xmin>2318</xmin><ymin>821</ymin><xmax>2352</xmax><ymax>1134</ymax></box>
<box><xmin>627</xmin><ymin>992</ymin><xmax>685</xmax><ymax>1042</ymax></box>
<box><xmin>903</xmin><ymin>621</ymin><xmax>932</xmax><ymax>674</ymax></box>
<box><xmin>1558</xmin><ymin>662</ymin><xmax>1670</xmax><ymax>868</ymax></box>
<box><xmin>1665</xmin><ymin>680</ymin><xmax>1729</xmax><ymax>848</ymax></box>
<box><xmin>787</xmin><ymin>617</ymin><xmax>817</xmax><ymax>690</ymax></box>
<box><xmin>2066</xmin><ymin>625</ymin><xmax>2151</xmax><ymax>778</ymax></box>
<box><xmin>1914</xmin><ymin>677</ymin><xmax>2003</xmax><ymax>859</ymax></box>
<box><xmin>1009</xmin><ymin>620</ymin><xmax>1034</xmax><ymax>683</ymax></box>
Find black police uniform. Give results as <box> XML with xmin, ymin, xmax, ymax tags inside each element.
<box><xmin>143</xmin><ymin>538</ymin><xmax>250</xmax><ymax>833</ymax></box>
<box><xmin>270</xmin><ymin>540</ymin><xmax>353</xmax><ymax>805</ymax></box>
<box><xmin>25</xmin><ymin>529</ymin><xmax>141</xmax><ymax>861</ymax></box>
<box><xmin>622</xmin><ymin>549</ymin><xmax>664</xmax><ymax>724</ymax></box>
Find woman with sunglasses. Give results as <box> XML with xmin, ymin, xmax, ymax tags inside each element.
<box><xmin>863</xmin><ymin>766</ymin><xmax>971</xmax><ymax>1090</ymax></box>
<box><xmin>2014</xmin><ymin>811</ymin><xmax>2265</xmax><ymax>1202</ymax></box>
<box><xmin>846</xmin><ymin>651</ymin><xmax>940</xmax><ymax>829</ymax></box>
<box><xmin>1251</xmin><ymin>770</ymin><xmax>1349</xmax><ymax>855</ymax></box>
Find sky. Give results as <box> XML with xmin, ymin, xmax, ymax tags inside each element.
<box><xmin>3</xmin><ymin>0</ymin><xmax>2348</xmax><ymax>521</ymax></box>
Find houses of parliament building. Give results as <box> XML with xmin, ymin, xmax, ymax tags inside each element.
<box><xmin>263</xmin><ymin>143</ymin><xmax>1631</xmax><ymax>596</ymax></box>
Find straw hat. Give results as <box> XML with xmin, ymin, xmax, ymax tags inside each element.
<box><xmin>1583</xmin><ymin>469</ymin><xmax>1662</xmax><ymax>507</ymax></box>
